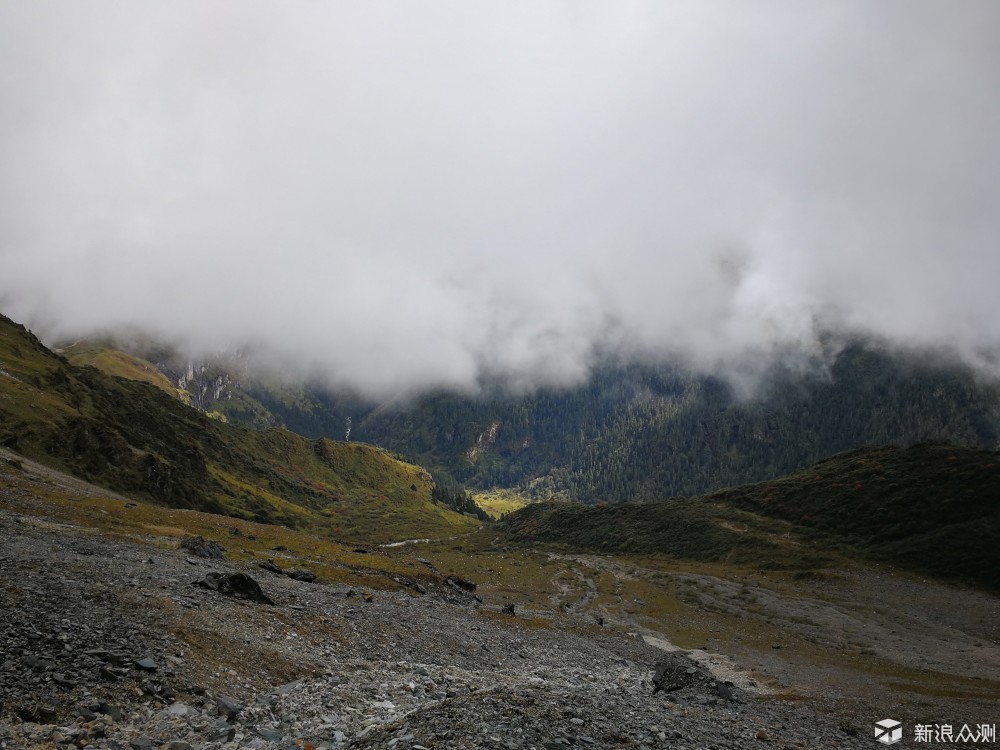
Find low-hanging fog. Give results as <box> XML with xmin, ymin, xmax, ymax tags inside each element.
<box><xmin>1</xmin><ymin>1</ymin><xmax>999</xmax><ymax>396</ymax></box>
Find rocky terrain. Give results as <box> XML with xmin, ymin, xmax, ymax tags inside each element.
<box><xmin>1</xmin><ymin>453</ymin><xmax>997</xmax><ymax>749</ymax></box>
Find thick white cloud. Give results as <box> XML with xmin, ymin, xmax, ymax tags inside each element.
<box><xmin>1</xmin><ymin>1</ymin><xmax>998</xmax><ymax>395</ymax></box>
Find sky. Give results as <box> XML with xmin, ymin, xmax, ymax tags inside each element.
<box><xmin>1</xmin><ymin>1</ymin><xmax>999</xmax><ymax>396</ymax></box>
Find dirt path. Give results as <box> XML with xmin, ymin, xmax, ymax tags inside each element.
<box><xmin>378</xmin><ymin>529</ymin><xmax>482</xmax><ymax>548</ymax></box>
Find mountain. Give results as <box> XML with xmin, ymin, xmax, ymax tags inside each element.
<box><xmin>53</xmin><ymin>340</ymin><xmax>191</xmax><ymax>403</ymax></box>
<box><xmin>345</xmin><ymin>346</ymin><xmax>1000</xmax><ymax>500</ymax></box>
<box><xmin>0</xmin><ymin>314</ymin><xmax>479</xmax><ymax>543</ymax></box>
<box><xmin>499</xmin><ymin>443</ymin><xmax>1000</xmax><ymax>589</ymax></box>
<box><xmin>708</xmin><ymin>442</ymin><xmax>1000</xmax><ymax>586</ymax></box>
<box><xmin>4</xmin><ymin>316</ymin><xmax>998</xmax><ymax>741</ymax></box>
<box><xmin>59</xmin><ymin>339</ymin><xmax>281</xmax><ymax>428</ymax></box>
<box><xmin>56</xmin><ymin>333</ymin><xmax>1000</xmax><ymax>507</ymax></box>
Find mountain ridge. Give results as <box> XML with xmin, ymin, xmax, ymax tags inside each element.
<box><xmin>58</xmin><ymin>333</ymin><xmax>1000</xmax><ymax>506</ymax></box>
<box><xmin>0</xmin><ymin>313</ymin><xmax>478</xmax><ymax>543</ymax></box>
<box><xmin>499</xmin><ymin>442</ymin><xmax>1000</xmax><ymax>590</ymax></box>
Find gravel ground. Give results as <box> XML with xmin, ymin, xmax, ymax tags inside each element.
<box><xmin>1</xmin><ymin>457</ymin><xmax>996</xmax><ymax>749</ymax></box>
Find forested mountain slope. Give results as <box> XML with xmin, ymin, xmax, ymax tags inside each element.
<box><xmin>281</xmin><ymin>344</ymin><xmax>1000</xmax><ymax>502</ymax></box>
<box><xmin>62</xmin><ymin>333</ymin><xmax>1000</xmax><ymax>504</ymax></box>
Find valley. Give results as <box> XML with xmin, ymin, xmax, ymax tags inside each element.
<box><xmin>2</xmin><ymin>449</ymin><xmax>997</xmax><ymax>749</ymax></box>
<box><xmin>5</xmin><ymin>4</ymin><xmax>1000</xmax><ymax>747</ymax></box>
<box><xmin>2</xmin><ymin>311</ymin><xmax>999</xmax><ymax>747</ymax></box>
<box><xmin>59</xmin><ymin>335</ymin><xmax>1000</xmax><ymax>510</ymax></box>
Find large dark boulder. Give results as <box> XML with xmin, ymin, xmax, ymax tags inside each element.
<box><xmin>445</xmin><ymin>575</ymin><xmax>476</xmax><ymax>592</ymax></box>
<box><xmin>285</xmin><ymin>569</ymin><xmax>317</xmax><ymax>583</ymax></box>
<box><xmin>652</xmin><ymin>652</ymin><xmax>708</xmax><ymax>694</ymax></box>
<box><xmin>651</xmin><ymin>652</ymin><xmax>740</xmax><ymax>703</ymax></box>
<box><xmin>257</xmin><ymin>559</ymin><xmax>283</xmax><ymax>575</ymax></box>
<box><xmin>180</xmin><ymin>536</ymin><xmax>226</xmax><ymax>560</ymax></box>
<box><xmin>194</xmin><ymin>572</ymin><xmax>274</xmax><ymax>605</ymax></box>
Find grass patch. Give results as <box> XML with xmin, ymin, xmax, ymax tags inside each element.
<box><xmin>59</xmin><ymin>342</ymin><xmax>189</xmax><ymax>402</ymax></box>
<box><xmin>708</xmin><ymin>443</ymin><xmax>1000</xmax><ymax>590</ymax></box>
<box><xmin>499</xmin><ymin>443</ymin><xmax>1000</xmax><ymax>590</ymax></box>
<box><xmin>0</xmin><ymin>464</ymin><xmax>432</xmax><ymax>591</ymax></box>
<box><xmin>471</xmin><ymin>488</ymin><xmax>531</xmax><ymax>519</ymax></box>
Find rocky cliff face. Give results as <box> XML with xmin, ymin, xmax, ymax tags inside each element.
<box><xmin>136</xmin><ymin>346</ymin><xmax>282</xmax><ymax>428</ymax></box>
<box><xmin>466</xmin><ymin>421</ymin><xmax>502</xmax><ymax>463</ymax></box>
<box><xmin>151</xmin><ymin>351</ymin><xmax>259</xmax><ymax>419</ymax></box>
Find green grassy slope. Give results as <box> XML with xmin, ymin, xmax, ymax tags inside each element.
<box><xmin>498</xmin><ymin>497</ymin><xmax>792</xmax><ymax>564</ymax></box>
<box><xmin>0</xmin><ymin>314</ymin><xmax>477</xmax><ymax>544</ymax></box>
<box><xmin>500</xmin><ymin>443</ymin><xmax>1000</xmax><ymax>589</ymax></box>
<box><xmin>57</xmin><ymin>341</ymin><xmax>190</xmax><ymax>402</ymax></box>
<box><xmin>60</xmin><ymin>339</ymin><xmax>281</xmax><ymax>428</ymax></box>
<box><xmin>707</xmin><ymin>443</ymin><xmax>1000</xmax><ymax>587</ymax></box>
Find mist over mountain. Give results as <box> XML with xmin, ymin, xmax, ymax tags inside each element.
<box><xmin>2</xmin><ymin>2</ymin><xmax>1000</xmax><ymax>396</ymax></box>
<box><xmin>63</xmin><ymin>331</ymin><xmax>997</xmax><ymax>505</ymax></box>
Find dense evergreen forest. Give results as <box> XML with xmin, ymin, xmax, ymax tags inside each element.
<box><xmin>244</xmin><ymin>341</ymin><xmax>1000</xmax><ymax>503</ymax></box>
